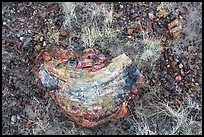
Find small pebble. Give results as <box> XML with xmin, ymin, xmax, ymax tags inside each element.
<box><xmin>171</xmin><ymin>61</ymin><xmax>177</xmax><ymax>66</ymax></box>
<box><xmin>116</xmin><ymin>29</ymin><xmax>120</xmax><ymax>32</ymax></box>
<box><xmin>35</xmin><ymin>44</ymin><xmax>41</xmax><ymax>51</ymax></box>
<box><xmin>59</xmin><ymin>31</ymin><xmax>68</xmax><ymax>37</ymax></box>
<box><xmin>180</xmin><ymin>70</ymin><xmax>184</xmax><ymax>75</ymax></box>
<box><xmin>28</xmin><ymin>30</ymin><xmax>32</xmax><ymax>33</ymax></box>
<box><xmin>28</xmin><ymin>2</ymin><xmax>32</xmax><ymax>6</ymax></box>
<box><xmin>148</xmin><ymin>12</ymin><xmax>154</xmax><ymax>20</ymax></box>
<box><xmin>127</xmin><ymin>29</ymin><xmax>134</xmax><ymax>35</ymax></box>
<box><xmin>169</xmin><ymin>56</ymin><xmax>173</xmax><ymax>61</ymax></box>
<box><xmin>114</xmin><ymin>12</ymin><xmax>122</xmax><ymax>18</ymax></box>
<box><xmin>179</xmin><ymin>63</ymin><xmax>183</xmax><ymax>68</ymax></box>
<box><xmin>188</xmin><ymin>45</ymin><xmax>193</xmax><ymax>52</ymax></box>
<box><xmin>11</xmin><ymin>115</ymin><xmax>17</xmax><ymax>125</ymax></box>
<box><xmin>17</xmin><ymin>44</ymin><xmax>22</xmax><ymax>50</ymax></box>
<box><xmin>16</xmin><ymin>33</ymin><xmax>20</xmax><ymax>37</ymax></box>
<box><xmin>17</xmin><ymin>114</ymin><xmax>21</xmax><ymax>120</ymax></box>
<box><xmin>130</xmin><ymin>9</ymin><xmax>135</xmax><ymax>14</ymax></box>
<box><xmin>120</xmin><ymin>4</ymin><xmax>124</xmax><ymax>9</ymax></box>
<box><xmin>40</xmin><ymin>37</ymin><xmax>43</xmax><ymax>42</ymax></box>
<box><xmin>175</xmin><ymin>58</ymin><xmax>179</xmax><ymax>62</ymax></box>
<box><xmin>175</xmin><ymin>75</ymin><xmax>182</xmax><ymax>81</ymax></box>
<box><xmin>20</xmin><ymin>37</ymin><xmax>24</xmax><ymax>41</ymax></box>
<box><xmin>43</xmin><ymin>41</ymin><xmax>46</xmax><ymax>46</ymax></box>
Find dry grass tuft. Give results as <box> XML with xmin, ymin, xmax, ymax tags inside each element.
<box><xmin>61</xmin><ymin>2</ymin><xmax>76</xmax><ymax>31</ymax></box>
<box><xmin>60</xmin><ymin>2</ymin><xmax>116</xmax><ymax>49</ymax></box>
<box><xmin>140</xmin><ymin>36</ymin><xmax>161</xmax><ymax>66</ymax></box>
<box><xmin>127</xmin><ymin>85</ymin><xmax>202</xmax><ymax>135</ymax></box>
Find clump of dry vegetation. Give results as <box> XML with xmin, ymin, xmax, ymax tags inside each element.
<box><xmin>60</xmin><ymin>2</ymin><xmax>116</xmax><ymax>49</ymax></box>
<box><xmin>127</xmin><ymin>86</ymin><xmax>202</xmax><ymax>135</ymax></box>
<box><xmin>61</xmin><ymin>2</ymin><xmax>76</xmax><ymax>31</ymax></box>
<box><xmin>139</xmin><ymin>36</ymin><xmax>161</xmax><ymax>67</ymax></box>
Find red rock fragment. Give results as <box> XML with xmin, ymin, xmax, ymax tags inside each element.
<box><xmin>17</xmin><ymin>44</ymin><xmax>22</xmax><ymax>50</ymax></box>
<box><xmin>175</xmin><ymin>75</ymin><xmax>182</xmax><ymax>81</ymax></box>
<box><xmin>127</xmin><ymin>29</ymin><xmax>134</xmax><ymax>35</ymax></box>
<box><xmin>114</xmin><ymin>12</ymin><xmax>122</xmax><ymax>18</ymax></box>
<box><xmin>187</xmin><ymin>45</ymin><xmax>193</xmax><ymax>52</ymax></box>
<box><xmin>59</xmin><ymin>31</ymin><xmax>69</xmax><ymax>37</ymax></box>
<box><xmin>25</xmin><ymin>119</ymin><xmax>32</xmax><ymax>128</ymax></box>
<box><xmin>168</xmin><ymin>19</ymin><xmax>182</xmax><ymax>37</ymax></box>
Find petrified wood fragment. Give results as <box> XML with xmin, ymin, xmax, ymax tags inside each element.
<box><xmin>35</xmin><ymin>48</ymin><xmax>144</xmax><ymax>127</ymax></box>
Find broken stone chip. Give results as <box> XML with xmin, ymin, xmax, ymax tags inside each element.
<box><xmin>168</xmin><ymin>19</ymin><xmax>182</xmax><ymax>37</ymax></box>
<box><xmin>35</xmin><ymin>48</ymin><xmax>144</xmax><ymax>127</ymax></box>
<box><xmin>156</xmin><ymin>10</ymin><xmax>169</xmax><ymax>18</ymax></box>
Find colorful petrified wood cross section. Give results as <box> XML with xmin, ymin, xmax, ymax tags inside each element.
<box><xmin>35</xmin><ymin>48</ymin><xmax>144</xmax><ymax>127</ymax></box>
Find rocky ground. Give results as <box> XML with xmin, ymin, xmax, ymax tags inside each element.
<box><xmin>2</xmin><ymin>2</ymin><xmax>202</xmax><ymax>135</ymax></box>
